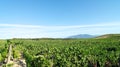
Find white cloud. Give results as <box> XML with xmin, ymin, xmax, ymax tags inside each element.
<box><xmin>0</xmin><ymin>22</ymin><xmax>120</xmax><ymax>39</ymax></box>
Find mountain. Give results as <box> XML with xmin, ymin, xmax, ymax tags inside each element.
<box><xmin>96</xmin><ymin>34</ymin><xmax>120</xmax><ymax>39</ymax></box>
<box><xmin>68</xmin><ymin>34</ymin><xmax>97</xmax><ymax>38</ymax></box>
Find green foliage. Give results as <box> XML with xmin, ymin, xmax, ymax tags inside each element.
<box><xmin>0</xmin><ymin>40</ymin><xmax>7</xmax><ymax>63</ymax></box>
<box><xmin>7</xmin><ymin>40</ymin><xmax>12</xmax><ymax>45</ymax></box>
<box><xmin>7</xmin><ymin>63</ymin><xmax>14</xmax><ymax>67</ymax></box>
<box><xmin>0</xmin><ymin>53</ymin><xmax>4</xmax><ymax>62</ymax></box>
<box><xmin>0</xmin><ymin>38</ymin><xmax>120</xmax><ymax>66</ymax></box>
<box><xmin>13</xmin><ymin>50</ymin><xmax>20</xmax><ymax>58</ymax></box>
<box><xmin>31</xmin><ymin>55</ymin><xmax>52</xmax><ymax>67</ymax></box>
<box><xmin>1</xmin><ymin>49</ymin><xmax>7</xmax><ymax>58</ymax></box>
<box><xmin>23</xmin><ymin>51</ymin><xmax>33</xmax><ymax>67</ymax></box>
<box><xmin>4</xmin><ymin>39</ymin><xmax>120</xmax><ymax>67</ymax></box>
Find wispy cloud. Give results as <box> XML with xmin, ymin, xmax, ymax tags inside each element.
<box><xmin>0</xmin><ymin>24</ymin><xmax>44</xmax><ymax>28</ymax></box>
<box><xmin>0</xmin><ymin>22</ymin><xmax>120</xmax><ymax>28</ymax></box>
<box><xmin>0</xmin><ymin>22</ymin><xmax>120</xmax><ymax>39</ymax></box>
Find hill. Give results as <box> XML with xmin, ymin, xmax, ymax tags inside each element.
<box><xmin>96</xmin><ymin>34</ymin><xmax>120</xmax><ymax>39</ymax></box>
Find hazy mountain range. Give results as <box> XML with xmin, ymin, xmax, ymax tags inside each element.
<box><xmin>68</xmin><ymin>34</ymin><xmax>98</xmax><ymax>38</ymax></box>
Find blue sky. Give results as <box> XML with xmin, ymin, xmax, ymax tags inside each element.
<box><xmin>0</xmin><ymin>0</ymin><xmax>120</xmax><ymax>38</ymax></box>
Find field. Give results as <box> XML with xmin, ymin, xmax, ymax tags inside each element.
<box><xmin>0</xmin><ymin>38</ymin><xmax>120</xmax><ymax>67</ymax></box>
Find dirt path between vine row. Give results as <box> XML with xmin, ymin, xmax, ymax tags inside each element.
<box><xmin>6</xmin><ymin>44</ymin><xmax>26</xmax><ymax>67</ymax></box>
<box><xmin>12</xmin><ymin>59</ymin><xmax>26</xmax><ymax>67</ymax></box>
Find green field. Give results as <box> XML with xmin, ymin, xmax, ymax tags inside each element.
<box><xmin>0</xmin><ymin>38</ymin><xmax>120</xmax><ymax>67</ymax></box>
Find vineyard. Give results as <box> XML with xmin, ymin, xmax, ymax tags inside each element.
<box><xmin>0</xmin><ymin>38</ymin><xmax>120</xmax><ymax>67</ymax></box>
